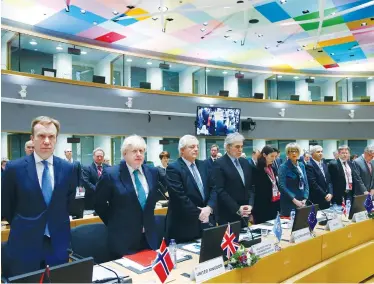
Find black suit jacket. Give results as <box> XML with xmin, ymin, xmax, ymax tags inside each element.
<box><xmin>306</xmin><ymin>159</ymin><xmax>333</xmax><ymax>210</ymax></box>
<box><xmin>166</xmin><ymin>158</ymin><xmax>217</xmax><ymax>243</ymax></box>
<box><xmin>328</xmin><ymin>159</ymin><xmax>359</xmax><ymax>204</ymax></box>
<box><xmin>213</xmin><ymin>154</ymin><xmax>254</xmax><ymax>226</ymax></box>
<box><xmin>94</xmin><ymin>161</ymin><xmax>164</xmax><ymax>256</ymax></box>
<box><xmin>82</xmin><ymin>162</ymin><xmax>109</xmax><ymax>210</ymax></box>
<box><xmin>204</xmin><ymin>157</ymin><xmax>216</xmax><ymax>175</ymax></box>
<box><xmin>272</xmin><ymin>158</ymin><xmax>283</xmax><ymax>175</ymax></box>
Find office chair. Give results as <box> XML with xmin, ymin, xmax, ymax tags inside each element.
<box><xmin>70</xmin><ymin>223</ymin><xmax>112</xmax><ymax>264</ymax></box>
<box><xmin>154</xmin><ymin>215</ymin><xmax>167</xmax><ymax>242</ymax></box>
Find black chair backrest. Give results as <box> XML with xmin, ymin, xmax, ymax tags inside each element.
<box><xmin>70</xmin><ymin>223</ymin><xmax>112</xmax><ymax>264</ymax></box>
<box><xmin>154</xmin><ymin>215</ymin><xmax>167</xmax><ymax>243</ymax></box>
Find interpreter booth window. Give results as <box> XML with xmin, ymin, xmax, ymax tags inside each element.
<box><xmin>111</xmin><ymin>136</ymin><xmax>125</xmax><ymax>166</ymax></box>
<box><xmin>72</xmin><ymin>65</ymin><xmax>94</xmax><ymax>82</ymax></box>
<box><xmin>352</xmin><ymin>81</ymin><xmax>367</xmax><ymax>101</ymax></box>
<box><xmin>192</xmin><ymin>68</ymin><xmax>207</xmax><ymax>95</ymax></box>
<box><xmin>266</xmin><ymin>78</ymin><xmax>277</xmax><ymax>100</ymax></box>
<box><xmin>266</xmin><ymin>140</ymin><xmax>279</xmax><ymax>150</ymax></box>
<box><xmin>161</xmin><ymin>139</ymin><xmax>180</xmax><ymax>163</ymax></box>
<box><xmin>309</xmin><ymin>86</ymin><xmax>322</xmax><ymax>101</ymax></box>
<box><xmin>336</xmin><ymin>79</ymin><xmax>348</xmax><ymax>102</ymax></box>
<box><xmin>131</xmin><ymin>67</ymin><xmax>147</xmax><ymax>88</ymax></box>
<box><xmin>206</xmin><ymin>139</ymin><xmax>224</xmax><ymax>158</ymax></box>
<box><xmin>348</xmin><ymin>140</ymin><xmax>367</xmax><ymax>156</ymax></box>
<box><xmin>111</xmin><ymin>55</ymin><xmax>124</xmax><ymax>86</ymax></box>
<box><xmin>238</xmin><ymin>78</ymin><xmax>252</xmax><ymax>98</ymax></box>
<box><xmin>162</xmin><ymin>71</ymin><xmax>179</xmax><ymax>92</ymax></box>
<box><xmin>278</xmin><ymin>140</ymin><xmax>296</xmax><ymax>161</ymax></box>
<box><xmin>207</xmin><ymin>75</ymin><xmax>224</xmax><ymax>96</ymax></box>
<box><xmin>72</xmin><ymin>136</ymin><xmax>94</xmax><ymax>166</ymax></box>
<box><xmin>7</xmin><ymin>133</ymin><xmax>31</xmax><ymax>160</ymax></box>
<box><xmin>277</xmin><ymin>81</ymin><xmax>296</xmax><ymax>101</ymax></box>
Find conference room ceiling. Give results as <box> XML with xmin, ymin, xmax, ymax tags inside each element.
<box><xmin>2</xmin><ymin>0</ymin><xmax>374</xmax><ymax>72</ymax></box>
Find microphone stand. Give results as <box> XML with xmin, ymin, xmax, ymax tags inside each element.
<box><xmin>157</xmin><ymin>181</ymin><xmax>169</xmax><ymax>201</ymax></box>
<box><xmin>67</xmin><ymin>249</ymin><xmax>125</xmax><ymax>283</ymax></box>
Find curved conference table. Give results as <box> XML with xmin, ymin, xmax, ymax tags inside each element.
<box><xmin>2</xmin><ymin>210</ymin><xmax>373</xmax><ymax>283</ymax></box>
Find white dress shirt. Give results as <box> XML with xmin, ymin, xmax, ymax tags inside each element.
<box><xmin>339</xmin><ymin>158</ymin><xmax>352</xmax><ymax>190</ymax></box>
<box><xmin>126</xmin><ymin>164</ymin><xmax>149</xmax><ymax>198</ymax></box>
<box><xmin>34</xmin><ymin>152</ymin><xmax>54</xmax><ymax>190</ymax></box>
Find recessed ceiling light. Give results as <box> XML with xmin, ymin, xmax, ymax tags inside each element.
<box><xmin>147</xmin><ymin>61</ymin><xmax>152</xmax><ymax>65</ymax></box>
<box><xmin>361</xmin><ymin>22</ymin><xmax>367</xmax><ymax>26</ymax></box>
<box><xmin>81</xmin><ymin>51</ymin><xmax>87</xmax><ymax>55</ymax></box>
<box><xmin>294</xmin><ymin>76</ymin><xmax>299</xmax><ymax>79</ymax></box>
<box><xmin>206</xmin><ymin>69</ymin><xmax>210</xmax><ymax>72</ymax></box>
<box><xmin>158</xmin><ymin>6</ymin><xmax>168</xmax><ymax>12</ymax></box>
<box><xmin>203</xmin><ymin>22</ymin><xmax>208</xmax><ymax>26</ymax></box>
<box><xmin>34</xmin><ymin>49</ymin><xmax>38</xmax><ymax>51</ymax></box>
<box><xmin>56</xmin><ymin>46</ymin><xmax>63</xmax><ymax>50</ymax></box>
<box><xmin>93</xmin><ymin>21</ymin><xmax>97</xmax><ymax>25</ymax></box>
<box><xmin>297</xmin><ymin>48</ymin><xmax>302</xmax><ymax>51</ymax></box>
<box><xmin>29</xmin><ymin>40</ymin><xmax>37</xmax><ymax>45</ymax></box>
<box><xmin>224</xmin><ymin>35</ymin><xmax>230</xmax><ymax>39</ymax></box>
<box><xmin>152</xmin><ymin>17</ymin><xmax>158</xmax><ymax>20</ymax></box>
<box><xmin>257</xmin><ymin>34</ymin><xmax>263</xmax><ymax>38</ymax></box>
<box><xmin>126</xmin><ymin>58</ymin><xmax>133</xmax><ymax>62</ymax></box>
<box><xmin>277</xmin><ymin>75</ymin><xmax>282</xmax><ymax>78</ymax></box>
<box><xmin>331</xmin><ymin>12</ymin><xmax>336</xmax><ymax>15</ymax></box>
<box><xmin>280</xmin><ymin>0</ymin><xmax>287</xmax><ymax>4</ymax></box>
<box><xmin>368</xmin><ymin>77</ymin><xmax>373</xmax><ymax>80</ymax></box>
<box><xmin>80</xmin><ymin>9</ymin><xmax>86</xmax><ymax>14</ymax></box>
<box><xmin>249</xmin><ymin>19</ymin><xmax>259</xmax><ymax>24</ymax></box>
<box><xmin>347</xmin><ymin>77</ymin><xmax>350</xmax><ymax>80</ymax></box>
<box><xmin>330</xmin><ymin>53</ymin><xmax>335</xmax><ymax>55</ymax></box>
<box><xmin>113</xmin><ymin>10</ymin><xmax>118</xmax><ymax>15</ymax></box>
<box><xmin>200</xmin><ymin>28</ymin><xmax>206</xmax><ymax>32</ymax></box>
<box><xmin>302</xmin><ymin>10</ymin><xmax>309</xmax><ymax>14</ymax></box>
<box><xmin>222</xmin><ymin>71</ymin><xmax>228</xmax><ymax>74</ymax></box>
<box><xmin>309</xmin><ymin>59</ymin><xmax>314</xmax><ymax>62</ymax></box>
<box><xmin>265</xmin><ymin>46</ymin><xmax>270</xmax><ymax>49</ymax></box>
<box><xmin>310</xmin><ymin>77</ymin><xmax>315</xmax><ymax>79</ymax></box>
<box><xmin>224</xmin><ymin>6</ymin><xmax>231</xmax><ymax>9</ymax></box>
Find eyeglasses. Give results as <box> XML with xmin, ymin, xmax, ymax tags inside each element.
<box><xmin>288</xmin><ymin>150</ymin><xmax>299</xmax><ymax>154</ymax></box>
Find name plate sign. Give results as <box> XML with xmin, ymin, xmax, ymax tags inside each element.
<box><xmin>326</xmin><ymin>219</ymin><xmax>343</xmax><ymax>231</ymax></box>
<box><xmin>251</xmin><ymin>240</ymin><xmax>276</xmax><ymax>258</ymax></box>
<box><xmin>291</xmin><ymin>228</ymin><xmax>312</xmax><ymax>244</ymax></box>
<box><xmin>352</xmin><ymin>211</ymin><xmax>368</xmax><ymax>223</ymax></box>
<box><xmin>193</xmin><ymin>256</ymin><xmax>225</xmax><ymax>283</ymax></box>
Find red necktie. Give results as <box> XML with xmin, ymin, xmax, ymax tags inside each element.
<box><xmin>97</xmin><ymin>165</ymin><xmax>102</xmax><ymax>177</ymax></box>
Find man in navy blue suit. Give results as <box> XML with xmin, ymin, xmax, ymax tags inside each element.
<box><xmin>2</xmin><ymin>116</ymin><xmax>77</xmax><ymax>277</ymax></box>
<box><xmin>306</xmin><ymin>145</ymin><xmax>333</xmax><ymax>210</ymax></box>
<box><xmin>204</xmin><ymin>144</ymin><xmax>219</xmax><ymax>175</ymax></box>
<box><xmin>94</xmin><ymin>135</ymin><xmax>165</xmax><ymax>258</ymax></box>
<box><xmin>166</xmin><ymin>135</ymin><xmax>217</xmax><ymax>243</ymax></box>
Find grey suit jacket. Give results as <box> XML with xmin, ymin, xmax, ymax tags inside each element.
<box><xmin>353</xmin><ymin>155</ymin><xmax>374</xmax><ymax>194</ymax></box>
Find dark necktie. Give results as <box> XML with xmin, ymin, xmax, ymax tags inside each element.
<box><xmin>97</xmin><ymin>165</ymin><xmax>103</xmax><ymax>177</ymax></box>
<box><xmin>41</xmin><ymin>160</ymin><xmax>52</xmax><ymax>235</ymax></box>
<box><xmin>133</xmin><ymin>169</ymin><xmax>147</xmax><ymax>209</ymax></box>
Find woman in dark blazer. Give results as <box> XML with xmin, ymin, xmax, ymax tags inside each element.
<box><xmin>278</xmin><ymin>143</ymin><xmax>309</xmax><ymax>217</ymax></box>
<box><xmin>252</xmin><ymin>146</ymin><xmax>280</xmax><ymax>224</ymax></box>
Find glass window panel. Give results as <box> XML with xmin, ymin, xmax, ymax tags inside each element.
<box><xmin>352</xmin><ymin>80</ymin><xmax>367</xmax><ymax>101</ymax></box>
<box><xmin>73</xmin><ymin>136</ymin><xmax>94</xmax><ymax>166</ymax></box>
<box><xmin>348</xmin><ymin>140</ymin><xmax>366</xmax><ymax>156</ymax></box>
<box><xmin>111</xmin><ymin>55</ymin><xmax>124</xmax><ymax>86</ymax></box>
<box><xmin>8</xmin><ymin>133</ymin><xmax>30</xmax><ymax>160</ymax></box>
<box><xmin>278</xmin><ymin>140</ymin><xmax>296</xmax><ymax>161</ymax></box>
<box><xmin>131</xmin><ymin>66</ymin><xmax>147</xmax><ymax>88</ymax></box>
<box><xmin>162</xmin><ymin>71</ymin><xmax>179</xmax><ymax>92</ymax></box>
<box><xmin>309</xmin><ymin>86</ymin><xmax>322</xmax><ymax>101</ymax></box>
<box><xmin>277</xmin><ymin>81</ymin><xmax>296</xmax><ymax>100</ymax></box>
<box><xmin>161</xmin><ymin>138</ymin><xmax>180</xmax><ymax>163</ymax></box>
<box><xmin>111</xmin><ymin>136</ymin><xmax>124</xmax><ymax>166</ymax></box>
<box><xmin>206</xmin><ymin>139</ymin><xmax>224</xmax><ymax>158</ymax></box>
<box><xmin>266</xmin><ymin>77</ymin><xmax>277</xmax><ymax>99</ymax></box>
<box><xmin>207</xmin><ymin>75</ymin><xmax>224</xmax><ymax>96</ymax></box>
<box><xmin>192</xmin><ymin>68</ymin><xmax>207</xmax><ymax>95</ymax></box>
<box><xmin>238</xmin><ymin>78</ymin><xmax>252</xmax><ymax>98</ymax></box>
<box><xmin>72</xmin><ymin>65</ymin><xmax>94</xmax><ymax>82</ymax></box>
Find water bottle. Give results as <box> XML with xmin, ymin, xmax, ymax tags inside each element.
<box><xmin>290</xmin><ymin>209</ymin><xmax>296</xmax><ymax>229</ymax></box>
<box><xmin>346</xmin><ymin>200</ymin><xmax>351</xmax><ymax>217</ymax></box>
<box><xmin>169</xmin><ymin>239</ymin><xmax>177</xmax><ymax>268</ymax></box>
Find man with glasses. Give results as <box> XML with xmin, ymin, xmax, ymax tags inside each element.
<box><xmin>166</xmin><ymin>135</ymin><xmax>217</xmax><ymax>243</ymax></box>
<box><xmin>353</xmin><ymin>145</ymin><xmax>374</xmax><ymax>196</ymax></box>
<box><xmin>94</xmin><ymin>135</ymin><xmax>166</xmax><ymax>257</ymax></box>
<box><xmin>213</xmin><ymin>133</ymin><xmax>255</xmax><ymax>227</ymax></box>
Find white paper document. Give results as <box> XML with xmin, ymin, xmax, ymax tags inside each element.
<box><xmin>181</xmin><ymin>243</ymin><xmax>201</xmax><ymax>253</ymax></box>
<box><xmin>92</xmin><ymin>265</ymin><xmax>125</xmax><ymax>281</ymax></box>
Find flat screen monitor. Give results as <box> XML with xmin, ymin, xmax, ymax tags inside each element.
<box><xmin>292</xmin><ymin>204</ymin><xmax>319</xmax><ymax>232</ymax></box>
<box><xmin>139</xmin><ymin>82</ymin><xmax>151</xmax><ymax>89</ymax></box>
<box><xmin>290</xmin><ymin>95</ymin><xmax>300</xmax><ymax>101</ymax></box>
<box><xmin>7</xmin><ymin>257</ymin><xmax>94</xmax><ymax>283</ymax></box>
<box><xmin>219</xmin><ymin>90</ymin><xmax>229</xmax><ymax>97</ymax></box>
<box><xmin>324</xmin><ymin>96</ymin><xmax>333</xmax><ymax>102</ymax></box>
<box><xmin>254</xmin><ymin>93</ymin><xmax>264</xmax><ymax>99</ymax></box>
<box><xmin>348</xmin><ymin>194</ymin><xmax>367</xmax><ymax>220</ymax></box>
<box><xmin>92</xmin><ymin>75</ymin><xmax>106</xmax><ymax>84</ymax></box>
<box><xmin>199</xmin><ymin>221</ymin><xmax>241</xmax><ymax>263</ymax></box>
<box><xmin>69</xmin><ymin>197</ymin><xmax>85</xmax><ymax>219</ymax></box>
<box><xmin>196</xmin><ymin>106</ymin><xmax>241</xmax><ymax>136</ymax></box>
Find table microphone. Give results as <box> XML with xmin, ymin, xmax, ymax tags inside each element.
<box><xmin>157</xmin><ymin>181</ymin><xmax>169</xmax><ymax>201</ymax></box>
<box><xmin>235</xmin><ymin>212</ymin><xmax>255</xmax><ymax>241</ymax></box>
<box><xmin>67</xmin><ymin>248</ymin><xmax>123</xmax><ymax>283</ymax></box>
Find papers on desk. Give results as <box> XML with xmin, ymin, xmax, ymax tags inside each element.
<box><xmin>180</xmin><ymin>242</ymin><xmax>201</xmax><ymax>254</ymax></box>
<box><xmin>92</xmin><ymin>264</ymin><xmax>126</xmax><ymax>282</ymax></box>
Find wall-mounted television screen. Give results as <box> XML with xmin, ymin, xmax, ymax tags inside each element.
<box><xmin>196</xmin><ymin>106</ymin><xmax>241</xmax><ymax>136</ymax></box>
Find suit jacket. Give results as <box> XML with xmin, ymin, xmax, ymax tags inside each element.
<box><xmin>306</xmin><ymin>159</ymin><xmax>333</xmax><ymax>210</ymax></box>
<box><xmin>272</xmin><ymin>158</ymin><xmax>283</xmax><ymax>175</ymax></box>
<box><xmin>1</xmin><ymin>154</ymin><xmax>76</xmax><ymax>277</ymax></box>
<box><xmin>353</xmin><ymin>156</ymin><xmax>374</xmax><ymax>194</ymax></box>
<box><xmin>166</xmin><ymin>158</ymin><xmax>217</xmax><ymax>243</ymax></box>
<box><xmin>94</xmin><ymin>161</ymin><xmax>164</xmax><ymax>256</ymax></box>
<box><xmin>247</xmin><ymin>158</ymin><xmax>256</xmax><ymax>169</ymax></box>
<box><xmin>204</xmin><ymin>157</ymin><xmax>216</xmax><ymax>175</ymax></box>
<box><xmin>278</xmin><ymin>159</ymin><xmax>309</xmax><ymax>216</ymax></box>
<box><xmin>328</xmin><ymin>159</ymin><xmax>360</xmax><ymax>204</ymax></box>
<box><xmin>213</xmin><ymin>154</ymin><xmax>254</xmax><ymax>226</ymax></box>
<box><xmin>82</xmin><ymin>162</ymin><xmax>109</xmax><ymax>210</ymax></box>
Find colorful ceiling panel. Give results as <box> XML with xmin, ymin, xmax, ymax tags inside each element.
<box><xmin>2</xmin><ymin>0</ymin><xmax>374</xmax><ymax>72</ymax></box>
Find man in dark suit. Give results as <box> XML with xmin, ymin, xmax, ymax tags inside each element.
<box><xmin>64</xmin><ymin>148</ymin><xmax>82</xmax><ymax>187</ymax></box>
<box><xmin>299</xmin><ymin>152</ymin><xmax>311</xmax><ymax>166</ymax></box>
<box><xmin>272</xmin><ymin>148</ymin><xmax>283</xmax><ymax>175</ymax></box>
<box><xmin>306</xmin><ymin>145</ymin><xmax>333</xmax><ymax>210</ymax></box>
<box><xmin>204</xmin><ymin>144</ymin><xmax>219</xmax><ymax>174</ymax></box>
<box><xmin>247</xmin><ymin>149</ymin><xmax>260</xmax><ymax>169</ymax></box>
<box><xmin>353</xmin><ymin>145</ymin><xmax>374</xmax><ymax>196</ymax></box>
<box><xmin>213</xmin><ymin>133</ymin><xmax>255</xmax><ymax>227</ymax></box>
<box><xmin>82</xmin><ymin>148</ymin><xmax>109</xmax><ymax>210</ymax></box>
<box><xmin>24</xmin><ymin>140</ymin><xmax>34</xmax><ymax>156</ymax></box>
<box><xmin>95</xmin><ymin>135</ymin><xmax>165</xmax><ymax>258</ymax></box>
<box><xmin>1</xmin><ymin>116</ymin><xmax>76</xmax><ymax>277</ymax></box>
<box><xmin>166</xmin><ymin>135</ymin><xmax>217</xmax><ymax>243</ymax></box>
<box><xmin>328</xmin><ymin>145</ymin><xmax>360</xmax><ymax>204</ymax></box>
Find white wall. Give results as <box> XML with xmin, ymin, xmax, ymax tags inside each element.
<box><xmin>322</xmin><ymin>78</ymin><xmax>340</xmax><ymax>100</ymax></box>
<box><xmin>94</xmin><ymin>54</ymin><xmax>118</xmax><ymax>84</ymax></box>
<box><xmin>179</xmin><ymin>66</ymin><xmax>199</xmax><ymax>93</ymax></box>
<box><xmin>198</xmin><ymin>138</ymin><xmax>207</xmax><ymax>160</ymax></box>
<box><xmin>1</xmin><ymin>133</ymin><xmax>8</xmax><ymax>159</ymax></box>
<box><xmin>54</xmin><ymin>134</ymin><xmax>71</xmax><ymax>159</ymax></box>
<box><xmin>147</xmin><ymin>137</ymin><xmax>163</xmax><ymax>166</ymax></box>
<box><xmin>146</xmin><ymin>67</ymin><xmax>163</xmax><ymax>90</ymax></box>
<box><xmin>253</xmin><ymin>139</ymin><xmax>266</xmax><ymax>151</ymax></box>
<box><xmin>368</xmin><ymin>139</ymin><xmax>374</xmax><ymax>146</ymax></box>
<box><xmin>252</xmin><ymin>74</ymin><xmax>268</xmax><ymax>98</ymax></box>
<box><xmin>296</xmin><ymin>80</ymin><xmax>309</xmax><ymax>101</ymax></box>
<box><xmin>296</xmin><ymin>140</ymin><xmax>309</xmax><ymax>154</ymax></box>
<box><xmin>367</xmin><ymin>80</ymin><xmax>374</xmax><ymax>102</ymax></box>
<box><xmin>124</xmin><ymin>65</ymin><xmax>131</xmax><ymax>87</ymax></box>
<box><xmin>323</xmin><ymin>140</ymin><xmax>337</xmax><ymax>159</ymax></box>
<box><xmin>347</xmin><ymin>80</ymin><xmax>353</xmax><ymax>101</ymax></box>
<box><xmin>53</xmin><ymin>53</ymin><xmax>73</xmax><ymax>79</ymax></box>
<box><xmin>94</xmin><ymin>136</ymin><xmax>112</xmax><ymax>162</ymax></box>
<box><xmin>224</xmin><ymin>76</ymin><xmax>238</xmax><ymax>98</ymax></box>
